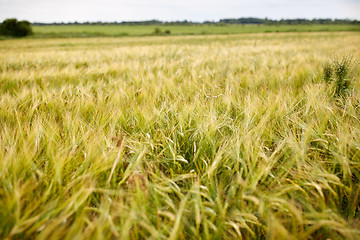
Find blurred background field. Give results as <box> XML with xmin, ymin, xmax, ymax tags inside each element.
<box><xmin>30</xmin><ymin>24</ymin><xmax>360</xmax><ymax>38</ymax></box>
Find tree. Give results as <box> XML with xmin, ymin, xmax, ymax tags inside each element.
<box><xmin>0</xmin><ymin>18</ymin><xmax>33</xmax><ymax>37</ymax></box>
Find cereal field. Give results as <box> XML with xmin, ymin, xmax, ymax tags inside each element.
<box><xmin>0</xmin><ymin>32</ymin><xmax>360</xmax><ymax>239</ymax></box>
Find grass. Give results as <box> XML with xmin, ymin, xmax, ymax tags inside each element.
<box><xmin>0</xmin><ymin>32</ymin><xmax>360</xmax><ymax>239</ymax></box>
<box><xmin>31</xmin><ymin>24</ymin><xmax>360</xmax><ymax>38</ymax></box>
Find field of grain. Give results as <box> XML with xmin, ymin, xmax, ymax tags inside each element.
<box><xmin>0</xmin><ymin>32</ymin><xmax>360</xmax><ymax>239</ymax></box>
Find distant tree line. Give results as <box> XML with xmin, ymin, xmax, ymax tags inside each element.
<box><xmin>32</xmin><ymin>20</ymin><xmax>193</xmax><ymax>26</ymax></box>
<box><xmin>219</xmin><ymin>18</ymin><xmax>359</xmax><ymax>25</ymax></box>
<box><xmin>32</xmin><ymin>18</ymin><xmax>360</xmax><ymax>26</ymax></box>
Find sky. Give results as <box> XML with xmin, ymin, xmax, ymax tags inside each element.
<box><xmin>0</xmin><ymin>0</ymin><xmax>359</xmax><ymax>23</ymax></box>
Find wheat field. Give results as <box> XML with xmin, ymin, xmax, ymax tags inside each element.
<box><xmin>1</xmin><ymin>32</ymin><xmax>360</xmax><ymax>239</ymax></box>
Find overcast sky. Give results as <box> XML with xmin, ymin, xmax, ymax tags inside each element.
<box><xmin>0</xmin><ymin>0</ymin><xmax>359</xmax><ymax>23</ymax></box>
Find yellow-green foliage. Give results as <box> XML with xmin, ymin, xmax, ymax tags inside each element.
<box><xmin>0</xmin><ymin>32</ymin><xmax>360</xmax><ymax>239</ymax></box>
